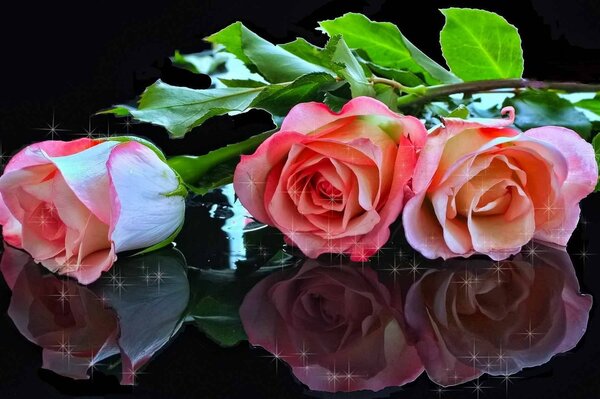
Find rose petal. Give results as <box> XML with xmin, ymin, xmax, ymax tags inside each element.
<box><xmin>107</xmin><ymin>142</ymin><xmax>185</xmax><ymax>253</ymax></box>
<box><xmin>0</xmin><ymin>194</ymin><xmax>22</xmax><ymax>248</ymax></box>
<box><xmin>4</xmin><ymin>138</ymin><xmax>100</xmax><ymax>173</ymax></box>
<box><xmin>281</xmin><ymin>97</ymin><xmax>406</xmax><ymax>134</ymax></box>
<box><xmin>524</xmin><ymin>126</ymin><xmax>598</xmax><ymax>245</ymax></box>
<box><xmin>43</xmin><ymin>140</ymin><xmax>119</xmax><ymax>225</ymax></box>
<box><xmin>234</xmin><ymin>132</ymin><xmax>306</xmax><ymax>225</ymax></box>
<box><xmin>403</xmin><ymin>193</ymin><xmax>468</xmax><ymax>259</ymax></box>
<box><xmin>413</xmin><ymin>108</ymin><xmax>519</xmax><ymax>193</ymax></box>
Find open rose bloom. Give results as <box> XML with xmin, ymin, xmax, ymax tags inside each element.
<box><xmin>0</xmin><ymin>138</ymin><xmax>186</xmax><ymax>284</ymax></box>
<box><xmin>403</xmin><ymin>107</ymin><xmax>597</xmax><ymax>260</ymax></box>
<box><xmin>234</xmin><ymin>97</ymin><xmax>427</xmax><ymax>261</ymax></box>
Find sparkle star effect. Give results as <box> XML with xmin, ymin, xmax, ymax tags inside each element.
<box><xmin>491</xmin><ymin>366</ymin><xmax>522</xmax><ymax>398</ymax></box>
<box><xmin>294</xmin><ymin>341</ymin><xmax>314</xmax><ymax>366</ymax></box>
<box><xmin>261</xmin><ymin>340</ymin><xmax>291</xmax><ymax>375</ymax></box>
<box><xmin>78</xmin><ymin>117</ymin><xmax>97</xmax><ymax>139</ymax></box>
<box><xmin>485</xmin><ymin>261</ymin><xmax>510</xmax><ymax>284</ymax></box>
<box><xmin>101</xmin><ymin>121</ymin><xmax>113</xmax><ymax>138</ymax></box>
<box><xmin>149</xmin><ymin>263</ymin><xmax>170</xmax><ymax>292</ymax></box>
<box><xmin>382</xmin><ymin>256</ymin><xmax>403</xmax><ymax>284</ymax></box>
<box><xmin>47</xmin><ymin>281</ymin><xmax>77</xmax><ymax>313</ymax></box>
<box><xmin>522</xmin><ymin>241</ymin><xmax>544</xmax><ymax>260</ymax></box>
<box><xmin>459</xmin><ymin>341</ymin><xmax>481</xmax><ymax>369</ymax></box>
<box><xmin>0</xmin><ymin>141</ymin><xmax>8</xmax><ymax>170</ymax></box>
<box><xmin>52</xmin><ymin>332</ymin><xmax>75</xmax><ymax>368</ymax></box>
<box><xmin>119</xmin><ymin>116</ymin><xmax>134</xmax><ymax>133</ymax></box>
<box><xmin>122</xmin><ymin>367</ymin><xmax>147</xmax><ymax>385</ymax></box>
<box><xmin>35</xmin><ymin>112</ymin><xmax>70</xmax><ymax>139</ymax></box>
<box><xmin>535</xmin><ymin>197</ymin><xmax>562</xmax><ymax>221</ymax></box>
<box><xmin>470</xmin><ymin>378</ymin><xmax>491</xmax><ymax>399</ymax></box>
<box><xmin>396</xmin><ymin>255</ymin><xmax>423</xmax><ymax>282</ymax></box>
<box><xmin>517</xmin><ymin>319</ymin><xmax>543</xmax><ymax>347</ymax></box>
<box><xmin>431</xmin><ymin>386</ymin><xmax>457</xmax><ymax>399</ymax></box>
<box><xmin>80</xmin><ymin>350</ymin><xmax>108</xmax><ymax>378</ymax></box>
<box><xmin>452</xmin><ymin>268</ymin><xmax>481</xmax><ymax>294</ymax></box>
<box><xmin>576</xmin><ymin>245</ymin><xmax>594</xmax><ymax>265</ymax></box>
<box><xmin>105</xmin><ymin>269</ymin><xmax>132</xmax><ymax>297</ymax></box>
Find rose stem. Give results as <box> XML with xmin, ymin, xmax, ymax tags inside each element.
<box><xmin>392</xmin><ymin>78</ymin><xmax>600</xmax><ymax>107</ymax></box>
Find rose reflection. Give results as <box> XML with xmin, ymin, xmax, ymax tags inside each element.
<box><xmin>405</xmin><ymin>245</ymin><xmax>592</xmax><ymax>386</ymax></box>
<box><xmin>239</xmin><ymin>260</ymin><xmax>424</xmax><ymax>393</ymax></box>
<box><xmin>240</xmin><ymin>244</ymin><xmax>591</xmax><ymax>392</ymax></box>
<box><xmin>1</xmin><ymin>245</ymin><xmax>190</xmax><ymax>385</ymax></box>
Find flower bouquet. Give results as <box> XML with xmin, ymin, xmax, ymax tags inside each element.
<box><xmin>0</xmin><ymin>7</ymin><xmax>597</xmax><ymax>394</ymax></box>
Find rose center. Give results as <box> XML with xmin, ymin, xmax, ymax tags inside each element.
<box><xmin>315</xmin><ymin>178</ymin><xmax>342</xmax><ymax>202</ymax></box>
<box><xmin>27</xmin><ymin>202</ymin><xmax>66</xmax><ymax>241</ymax></box>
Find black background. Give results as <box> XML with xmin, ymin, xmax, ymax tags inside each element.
<box><xmin>1</xmin><ymin>0</ymin><xmax>600</xmax><ymax>398</ymax></box>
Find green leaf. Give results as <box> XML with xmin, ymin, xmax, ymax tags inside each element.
<box><xmin>104</xmin><ymin>71</ymin><xmax>339</xmax><ymax>138</ymax></box>
<box><xmin>100</xmin><ymin>80</ymin><xmax>264</xmax><ymax>137</ymax></box>
<box><xmin>323</xmin><ymin>92</ymin><xmax>349</xmax><ymax>112</ymax></box>
<box><xmin>172</xmin><ymin>50</ymin><xmax>227</xmax><ymax>75</ymax></box>
<box><xmin>327</xmin><ymin>36</ymin><xmax>374</xmax><ymax>97</ymax></box>
<box><xmin>374</xmin><ymin>84</ymin><xmax>399</xmax><ymax>111</ymax></box>
<box><xmin>319</xmin><ymin>13</ymin><xmax>459</xmax><ymax>85</ymax></box>
<box><xmin>364</xmin><ymin>63</ymin><xmax>425</xmax><ymax>88</ymax></box>
<box><xmin>191</xmin><ymin>296</ymin><xmax>247</xmax><ymax>346</ymax></box>
<box><xmin>253</xmin><ymin>72</ymin><xmax>339</xmax><ymax>116</ymax></box>
<box><xmin>167</xmin><ymin>130</ymin><xmax>273</xmax><ymax>194</ymax></box>
<box><xmin>447</xmin><ymin>105</ymin><xmax>470</xmax><ymax>119</ymax></box>
<box><xmin>218</xmin><ymin>79</ymin><xmax>267</xmax><ymax>88</ymax></box>
<box><xmin>281</xmin><ymin>35</ymin><xmax>377</xmax><ymax>99</ymax></box>
<box><xmin>440</xmin><ymin>8</ymin><xmax>524</xmax><ymax>81</ymax></box>
<box><xmin>279</xmin><ymin>38</ymin><xmax>331</xmax><ymax>67</ymax></box>
<box><xmin>186</xmin><ymin>254</ymin><xmax>298</xmax><ymax>347</ymax></box>
<box><xmin>504</xmin><ymin>90</ymin><xmax>592</xmax><ymax>139</ymax></box>
<box><xmin>593</xmin><ymin>134</ymin><xmax>600</xmax><ymax>191</ymax></box>
<box><xmin>575</xmin><ymin>96</ymin><xmax>600</xmax><ymax>117</ymax></box>
<box><xmin>172</xmin><ymin>50</ymin><xmax>266</xmax><ymax>88</ymax></box>
<box><xmin>206</xmin><ymin>22</ymin><xmax>332</xmax><ymax>83</ymax></box>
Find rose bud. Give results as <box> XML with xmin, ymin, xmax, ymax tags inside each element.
<box><xmin>233</xmin><ymin>97</ymin><xmax>427</xmax><ymax>261</ymax></box>
<box><xmin>240</xmin><ymin>260</ymin><xmax>423</xmax><ymax>393</ymax></box>
<box><xmin>403</xmin><ymin>107</ymin><xmax>597</xmax><ymax>260</ymax></box>
<box><xmin>404</xmin><ymin>245</ymin><xmax>592</xmax><ymax>386</ymax></box>
<box><xmin>0</xmin><ymin>137</ymin><xmax>186</xmax><ymax>284</ymax></box>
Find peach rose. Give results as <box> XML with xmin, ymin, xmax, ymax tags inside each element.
<box><xmin>403</xmin><ymin>107</ymin><xmax>597</xmax><ymax>260</ymax></box>
<box><xmin>404</xmin><ymin>245</ymin><xmax>592</xmax><ymax>386</ymax></box>
<box><xmin>234</xmin><ymin>97</ymin><xmax>427</xmax><ymax>261</ymax></box>
<box><xmin>240</xmin><ymin>260</ymin><xmax>423</xmax><ymax>393</ymax></box>
<box><xmin>0</xmin><ymin>138</ymin><xmax>186</xmax><ymax>284</ymax></box>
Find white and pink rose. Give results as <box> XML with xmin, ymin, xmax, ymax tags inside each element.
<box><xmin>0</xmin><ymin>137</ymin><xmax>186</xmax><ymax>284</ymax></box>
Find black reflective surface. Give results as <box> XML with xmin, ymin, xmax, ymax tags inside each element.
<box><xmin>1</xmin><ymin>185</ymin><xmax>599</xmax><ymax>398</ymax></box>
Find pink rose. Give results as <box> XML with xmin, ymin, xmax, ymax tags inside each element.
<box><xmin>240</xmin><ymin>260</ymin><xmax>423</xmax><ymax>393</ymax></box>
<box><xmin>0</xmin><ymin>138</ymin><xmax>186</xmax><ymax>284</ymax></box>
<box><xmin>234</xmin><ymin>97</ymin><xmax>427</xmax><ymax>261</ymax></box>
<box><xmin>403</xmin><ymin>107</ymin><xmax>597</xmax><ymax>260</ymax></box>
<box><xmin>404</xmin><ymin>245</ymin><xmax>592</xmax><ymax>386</ymax></box>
